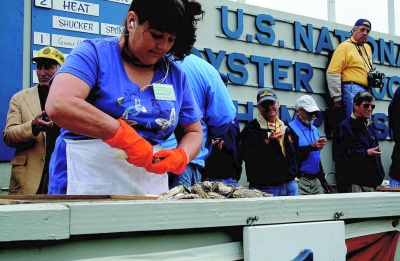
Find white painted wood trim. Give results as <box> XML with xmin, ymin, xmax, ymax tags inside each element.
<box><xmin>0</xmin><ymin>204</ymin><xmax>70</xmax><ymax>241</ymax></box>
<box><xmin>66</xmin><ymin>192</ymin><xmax>400</xmax><ymax>235</ymax></box>
<box><xmin>346</xmin><ymin>219</ymin><xmax>400</xmax><ymax>239</ymax></box>
<box><xmin>1</xmin><ymin>192</ymin><xmax>400</xmax><ymax>242</ymax></box>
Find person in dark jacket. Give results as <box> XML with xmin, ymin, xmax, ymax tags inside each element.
<box><xmin>201</xmin><ymin>73</ymin><xmax>243</xmax><ymax>187</ymax></box>
<box><xmin>388</xmin><ymin>86</ymin><xmax>400</xmax><ymax>187</ymax></box>
<box><xmin>241</xmin><ymin>88</ymin><xmax>297</xmax><ymax>196</ymax></box>
<box><xmin>201</xmin><ymin>118</ymin><xmax>243</xmax><ymax>187</ymax></box>
<box><xmin>334</xmin><ymin>92</ymin><xmax>384</xmax><ymax>192</ymax></box>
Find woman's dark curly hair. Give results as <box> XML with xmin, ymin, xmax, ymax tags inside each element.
<box><xmin>122</xmin><ymin>0</ymin><xmax>204</xmax><ymax>61</ymax></box>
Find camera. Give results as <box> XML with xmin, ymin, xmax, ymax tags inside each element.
<box><xmin>367</xmin><ymin>70</ymin><xmax>385</xmax><ymax>88</ymax></box>
<box><xmin>41</xmin><ymin>114</ymin><xmax>51</xmax><ymax>122</ymax></box>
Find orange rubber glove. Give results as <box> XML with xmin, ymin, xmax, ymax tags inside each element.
<box><xmin>145</xmin><ymin>148</ymin><xmax>189</xmax><ymax>174</ymax></box>
<box><xmin>103</xmin><ymin>119</ymin><xmax>153</xmax><ymax>167</ymax></box>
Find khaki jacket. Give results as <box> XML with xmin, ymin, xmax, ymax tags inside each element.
<box><xmin>3</xmin><ymin>86</ymin><xmax>46</xmax><ymax>194</ymax></box>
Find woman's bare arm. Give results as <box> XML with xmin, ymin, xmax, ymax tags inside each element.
<box><xmin>46</xmin><ymin>73</ymin><xmax>119</xmax><ymax>139</ymax></box>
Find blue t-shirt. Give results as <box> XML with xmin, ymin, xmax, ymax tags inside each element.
<box><xmin>48</xmin><ymin>37</ymin><xmax>202</xmax><ymax>194</ymax></box>
<box><xmin>58</xmin><ymin>37</ymin><xmax>201</xmax><ymax>142</ymax></box>
<box><xmin>161</xmin><ymin>54</ymin><xmax>236</xmax><ymax>167</ymax></box>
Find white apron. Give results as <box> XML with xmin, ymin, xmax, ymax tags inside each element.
<box><xmin>64</xmin><ymin>139</ymin><xmax>168</xmax><ymax>195</ymax></box>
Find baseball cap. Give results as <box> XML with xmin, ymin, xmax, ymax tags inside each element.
<box><xmin>354</xmin><ymin>18</ymin><xmax>371</xmax><ymax>30</ymax></box>
<box><xmin>31</xmin><ymin>46</ymin><xmax>65</xmax><ymax>65</ymax></box>
<box><xmin>295</xmin><ymin>95</ymin><xmax>320</xmax><ymax>112</ymax></box>
<box><xmin>257</xmin><ymin>88</ymin><xmax>278</xmax><ymax>105</ymax></box>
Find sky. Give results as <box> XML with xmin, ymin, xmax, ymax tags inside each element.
<box><xmin>235</xmin><ymin>0</ymin><xmax>398</xmax><ymax>35</ymax></box>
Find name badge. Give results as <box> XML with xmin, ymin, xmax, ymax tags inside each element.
<box><xmin>153</xmin><ymin>84</ymin><xmax>176</xmax><ymax>101</ymax></box>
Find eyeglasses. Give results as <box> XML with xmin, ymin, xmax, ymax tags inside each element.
<box><xmin>362</xmin><ymin>103</ymin><xmax>375</xmax><ymax>110</ymax></box>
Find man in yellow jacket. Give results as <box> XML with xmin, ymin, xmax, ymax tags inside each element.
<box><xmin>326</xmin><ymin>18</ymin><xmax>373</xmax><ymax>118</ymax></box>
<box><xmin>3</xmin><ymin>46</ymin><xmax>64</xmax><ymax>194</ymax></box>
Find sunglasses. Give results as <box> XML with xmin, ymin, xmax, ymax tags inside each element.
<box><xmin>362</xmin><ymin>103</ymin><xmax>375</xmax><ymax>110</ymax></box>
<box><xmin>302</xmin><ymin>109</ymin><xmax>319</xmax><ymax>117</ymax></box>
<box><xmin>260</xmin><ymin>100</ymin><xmax>276</xmax><ymax>108</ymax></box>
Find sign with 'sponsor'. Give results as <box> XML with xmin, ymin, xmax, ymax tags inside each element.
<box><xmin>101</xmin><ymin>23</ymin><xmax>124</xmax><ymax>37</ymax></box>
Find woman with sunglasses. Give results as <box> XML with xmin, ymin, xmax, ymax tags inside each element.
<box><xmin>45</xmin><ymin>0</ymin><xmax>204</xmax><ymax>195</ymax></box>
<box><xmin>334</xmin><ymin>92</ymin><xmax>385</xmax><ymax>193</ymax></box>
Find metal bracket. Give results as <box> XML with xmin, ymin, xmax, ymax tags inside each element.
<box><xmin>246</xmin><ymin>216</ymin><xmax>259</xmax><ymax>226</ymax></box>
<box><xmin>334</xmin><ymin>212</ymin><xmax>344</xmax><ymax>220</ymax></box>
<box><xmin>392</xmin><ymin>218</ymin><xmax>399</xmax><ymax>227</ymax></box>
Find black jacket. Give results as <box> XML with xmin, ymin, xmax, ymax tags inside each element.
<box><xmin>241</xmin><ymin>119</ymin><xmax>295</xmax><ymax>185</ymax></box>
<box><xmin>388</xmin><ymin>87</ymin><xmax>400</xmax><ymax>180</ymax></box>
<box><xmin>202</xmin><ymin>118</ymin><xmax>243</xmax><ymax>181</ymax></box>
<box><xmin>335</xmin><ymin>117</ymin><xmax>385</xmax><ymax>188</ymax></box>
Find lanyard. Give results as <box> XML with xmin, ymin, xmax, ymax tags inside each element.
<box><xmin>348</xmin><ymin>40</ymin><xmax>373</xmax><ymax>72</ymax></box>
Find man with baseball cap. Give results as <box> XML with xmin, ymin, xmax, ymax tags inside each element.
<box><xmin>241</xmin><ymin>88</ymin><xmax>298</xmax><ymax>196</ymax></box>
<box><xmin>285</xmin><ymin>95</ymin><xmax>332</xmax><ymax>195</ymax></box>
<box><xmin>3</xmin><ymin>46</ymin><xmax>64</xmax><ymax>194</ymax></box>
<box><xmin>326</xmin><ymin>18</ymin><xmax>373</xmax><ymax>119</ymax></box>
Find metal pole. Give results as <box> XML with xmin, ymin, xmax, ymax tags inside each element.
<box><xmin>387</xmin><ymin>0</ymin><xmax>395</xmax><ymax>35</ymax></box>
<box><xmin>327</xmin><ymin>0</ymin><xmax>336</xmax><ymax>23</ymax></box>
<box><xmin>23</xmin><ymin>0</ymin><xmax>32</xmax><ymax>90</ymax></box>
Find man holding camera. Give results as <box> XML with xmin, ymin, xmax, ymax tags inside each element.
<box><xmin>326</xmin><ymin>18</ymin><xmax>375</xmax><ymax>119</ymax></box>
<box><xmin>3</xmin><ymin>46</ymin><xmax>64</xmax><ymax>194</ymax></box>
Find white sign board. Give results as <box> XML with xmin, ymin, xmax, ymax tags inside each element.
<box><xmin>52</xmin><ymin>0</ymin><xmax>99</xmax><ymax>16</ymax></box>
<box><xmin>243</xmin><ymin>221</ymin><xmax>346</xmax><ymax>260</ymax></box>
<box><xmin>52</xmin><ymin>15</ymin><xmax>99</xmax><ymax>34</ymax></box>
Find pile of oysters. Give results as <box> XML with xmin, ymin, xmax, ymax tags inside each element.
<box><xmin>158</xmin><ymin>181</ymin><xmax>273</xmax><ymax>200</ymax></box>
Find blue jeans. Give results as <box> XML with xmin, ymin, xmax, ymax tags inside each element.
<box><xmin>168</xmin><ymin>163</ymin><xmax>202</xmax><ymax>189</ymax></box>
<box><xmin>203</xmin><ymin>177</ymin><xmax>239</xmax><ymax>188</ymax></box>
<box><xmin>249</xmin><ymin>180</ymin><xmax>298</xmax><ymax>196</ymax></box>
<box><xmin>342</xmin><ymin>83</ymin><xmax>368</xmax><ymax>118</ymax></box>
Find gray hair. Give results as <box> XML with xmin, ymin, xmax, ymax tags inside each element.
<box><xmin>350</xmin><ymin>26</ymin><xmax>358</xmax><ymax>36</ymax></box>
<box><xmin>353</xmin><ymin>92</ymin><xmax>374</xmax><ymax>105</ymax></box>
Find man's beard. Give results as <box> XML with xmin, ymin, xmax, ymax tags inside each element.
<box><xmin>299</xmin><ymin>115</ymin><xmax>315</xmax><ymax>126</ymax></box>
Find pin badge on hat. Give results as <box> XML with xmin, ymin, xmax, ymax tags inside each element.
<box><xmin>42</xmin><ymin>48</ymin><xmax>51</xmax><ymax>54</ymax></box>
